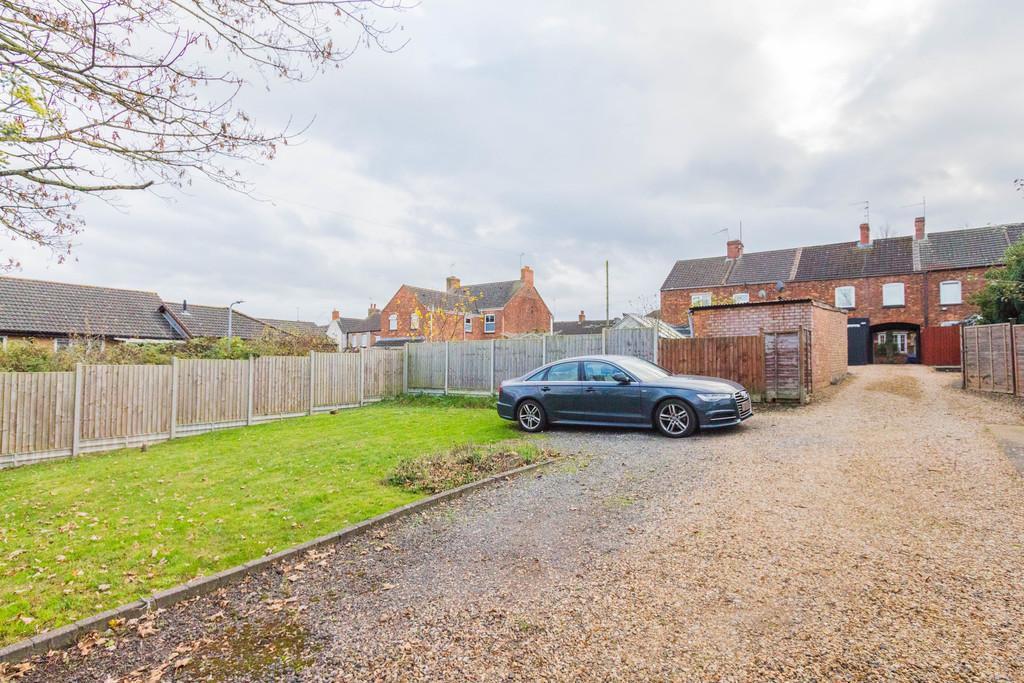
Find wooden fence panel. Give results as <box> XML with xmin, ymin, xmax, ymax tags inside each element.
<box><xmin>659</xmin><ymin>336</ymin><xmax>766</xmax><ymax>400</ymax></box>
<box><xmin>253</xmin><ymin>356</ymin><xmax>310</xmax><ymax>416</ymax></box>
<box><xmin>764</xmin><ymin>331</ymin><xmax>804</xmax><ymax>401</ymax></box>
<box><xmin>447</xmin><ymin>341</ymin><xmax>492</xmax><ymax>392</ymax></box>
<box><xmin>408</xmin><ymin>342</ymin><xmax>446</xmax><ymax>390</ymax></box>
<box><xmin>963</xmin><ymin>324</ymin><xmax>1014</xmax><ymax>393</ymax></box>
<box><xmin>363</xmin><ymin>348</ymin><xmax>404</xmax><ymax>399</ymax></box>
<box><xmin>1014</xmin><ymin>326</ymin><xmax>1024</xmax><ymax>398</ymax></box>
<box><xmin>0</xmin><ymin>372</ymin><xmax>75</xmax><ymax>457</ymax></box>
<box><xmin>176</xmin><ymin>359</ymin><xmax>248</xmax><ymax>425</ymax></box>
<box><xmin>312</xmin><ymin>352</ymin><xmax>360</xmax><ymax>407</ymax></box>
<box><xmin>920</xmin><ymin>326</ymin><xmax>962</xmax><ymax>367</ymax></box>
<box><xmin>606</xmin><ymin>328</ymin><xmax>655</xmax><ymax>361</ymax></box>
<box><xmin>545</xmin><ymin>334</ymin><xmax>603</xmax><ymax>362</ymax></box>
<box><xmin>80</xmin><ymin>364</ymin><xmax>172</xmax><ymax>440</ymax></box>
<box><xmin>493</xmin><ymin>338</ymin><xmax>544</xmax><ymax>387</ymax></box>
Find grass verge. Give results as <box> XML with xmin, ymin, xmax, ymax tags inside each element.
<box><xmin>0</xmin><ymin>399</ymin><xmax>519</xmax><ymax>646</ymax></box>
<box><xmin>385</xmin><ymin>442</ymin><xmax>555</xmax><ymax>494</ymax></box>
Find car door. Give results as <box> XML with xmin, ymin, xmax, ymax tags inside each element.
<box><xmin>578</xmin><ymin>360</ymin><xmax>643</xmax><ymax>424</ymax></box>
<box><xmin>537</xmin><ymin>361</ymin><xmax>583</xmax><ymax>421</ymax></box>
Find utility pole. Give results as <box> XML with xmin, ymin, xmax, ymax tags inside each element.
<box><xmin>227</xmin><ymin>299</ymin><xmax>244</xmax><ymax>339</ymax></box>
<box><xmin>605</xmin><ymin>260</ymin><xmax>610</xmax><ymax>325</ymax></box>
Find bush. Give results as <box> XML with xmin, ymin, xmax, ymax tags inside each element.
<box><xmin>385</xmin><ymin>442</ymin><xmax>554</xmax><ymax>494</ymax></box>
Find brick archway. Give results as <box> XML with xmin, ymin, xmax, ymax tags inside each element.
<box><xmin>870</xmin><ymin>322</ymin><xmax>921</xmax><ymax>364</ymax></box>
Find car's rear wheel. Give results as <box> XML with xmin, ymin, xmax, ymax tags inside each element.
<box><xmin>655</xmin><ymin>399</ymin><xmax>696</xmax><ymax>438</ymax></box>
<box><xmin>517</xmin><ymin>399</ymin><xmax>547</xmax><ymax>433</ymax></box>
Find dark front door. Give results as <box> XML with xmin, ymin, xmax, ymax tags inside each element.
<box><xmin>847</xmin><ymin>318</ymin><xmax>871</xmax><ymax>365</ymax></box>
<box><xmin>577</xmin><ymin>360</ymin><xmax>643</xmax><ymax>424</ymax></box>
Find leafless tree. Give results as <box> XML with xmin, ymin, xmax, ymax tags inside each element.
<box><xmin>0</xmin><ymin>0</ymin><xmax>411</xmax><ymax>267</ymax></box>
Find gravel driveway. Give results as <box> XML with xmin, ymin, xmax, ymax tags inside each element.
<box><xmin>18</xmin><ymin>365</ymin><xmax>1024</xmax><ymax>682</ymax></box>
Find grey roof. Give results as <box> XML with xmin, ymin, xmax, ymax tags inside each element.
<box><xmin>794</xmin><ymin>236</ymin><xmax>914</xmax><ymax>281</ymax></box>
<box><xmin>409</xmin><ymin>279</ymin><xmax>523</xmax><ymax>314</ymax></box>
<box><xmin>662</xmin><ymin>222</ymin><xmax>1022</xmax><ymax>291</ymax></box>
<box><xmin>725</xmin><ymin>248</ymin><xmax>800</xmax><ymax>285</ymax></box>
<box><xmin>342</xmin><ymin>312</ymin><xmax>381</xmax><ymax>334</ymax></box>
<box><xmin>260</xmin><ymin>318</ymin><xmax>326</xmax><ymax>337</ymax></box>
<box><xmin>161</xmin><ymin>302</ymin><xmax>273</xmax><ymax>340</ymax></box>
<box><xmin>552</xmin><ymin>319</ymin><xmax>615</xmax><ymax>335</ymax></box>
<box><xmin>0</xmin><ymin>277</ymin><xmax>178</xmax><ymax>339</ymax></box>
<box><xmin>917</xmin><ymin>224</ymin><xmax>1022</xmax><ymax>271</ymax></box>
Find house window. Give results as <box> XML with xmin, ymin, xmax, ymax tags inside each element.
<box><xmin>362</xmin><ymin>333</ymin><xmax>369</xmax><ymax>347</ymax></box>
<box><xmin>53</xmin><ymin>338</ymin><xmax>72</xmax><ymax>351</ymax></box>
<box><xmin>894</xmin><ymin>332</ymin><xmax>908</xmax><ymax>354</ymax></box>
<box><xmin>882</xmin><ymin>282</ymin><xmax>905</xmax><ymax>307</ymax></box>
<box><xmin>0</xmin><ymin>336</ymin><xmax>6</xmax><ymax>352</ymax></box>
<box><xmin>464</xmin><ymin>316</ymin><xmax>473</xmax><ymax>332</ymax></box>
<box><xmin>388</xmin><ymin>313</ymin><xmax>397</xmax><ymax>331</ymax></box>
<box><xmin>691</xmin><ymin>292</ymin><xmax>712</xmax><ymax>308</ymax></box>
<box><xmin>834</xmin><ymin>286</ymin><xmax>856</xmax><ymax>309</ymax></box>
<box><xmin>410</xmin><ymin>313</ymin><xmax>419</xmax><ymax>330</ymax></box>
<box><xmin>940</xmin><ymin>280</ymin><xmax>962</xmax><ymax>305</ymax></box>
<box><xmin>484</xmin><ymin>314</ymin><xmax>496</xmax><ymax>334</ymax></box>
<box><xmin>732</xmin><ymin>292</ymin><xmax>750</xmax><ymax>304</ymax></box>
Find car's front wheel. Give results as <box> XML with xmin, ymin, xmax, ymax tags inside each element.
<box><xmin>655</xmin><ymin>399</ymin><xmax>697</xmax><ymax>438</ymax></box>
<box><xmin>516</xmin><ymin>399</ymin><xmax>547</xmax><ymax>433</ymax></box>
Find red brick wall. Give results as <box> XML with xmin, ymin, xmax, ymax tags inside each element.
<box><xmin>380</xmin><ymin>283</ymin><xmax>551</xmax><ymax>341</ymax></box>
<box><xmin>691</xmin><ymin>300</ymin><xmax>848</xmax><ymax>393</ymax></box>
<box><xmin>663</xmin><ymin>268</ymin><xmax>987</xmax><ymax>329</ymax></box>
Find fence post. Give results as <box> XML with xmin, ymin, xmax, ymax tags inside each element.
<box><xmin>490</xmin><ymin>339</ymin><xmax>496</xmax><ymax>394</ymax></box>
<box><xmin>798</xmin><ymin>326</ymin><xmax>807</xmax><ymax>404</ymax></box>
<box><xmin>403</xmin><ymin>343</ymin><xmax>409</xmax><ymax>394</ymax></box>
<box><xmin>169</xmin><ymin>357</ymin><xmax>179</xmax><ymax>439</ymax></box>
<box><xmin>541</xmin><ymin>335</ymin><xmax>547</xmax><ymax>365</ymax></box>
<box><xmin>246</xmin><ymin>356</ymin><xmax>254</xmax><ymax>426</ymax></box>
<box><xmin>652</xmin><ymin>324</ymin><xmax>659</xmax><ymax>364</ymax></box>
<box><xmin>307</xmin><ymin>351</ymin><xmax>316</xmax><ymax>415</ymax></box>
<box><xmin>960</xmin><ymin>326</ymin><xmax>966</xmax><ymax>389</ymax></box>
<box><xmin>358</xmin><ymin>348</ymin><xmax>365</xmax><ymax>405</ymax></box>
<box><xmin>444</xmin><ymin>341</ymin><xmax>450</xmax><ymax>395</ymax></box>
<box><xmin>72</xmin><ymin>363</ymin><xmax>83</xmax><ymax>457</ymax></box>
<box><xmin>601</xmin><ymin>327</ymin><xmax>608</xmax><ymax>354</ymax></box>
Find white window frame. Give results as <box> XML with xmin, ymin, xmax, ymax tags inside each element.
<box><xmin>894</xmin><ymin>332</ymin><xmax>908</xmax><ymax>354</ymax></box>
<box><xmin>388</xmin><ymin>313</ymin><xmax>398</xmax><ymax>331</ymax></box>
<box><xmin>362</xmin><ymin>333</ymin><xmax>369</xmax><ymax>347</ymax></box>
<box><xmin>939</xmin><ymin>280</ymin><xmax>962</xmax><ymax>305</ymax></box>
<box><xmin>0</xmin><ymin>335</ymin><xmax>7</xmax><ymax>352</ymax></box>
<box><xmin>732</xmin><ymin>292</ymin><xmax>750</xmax><ymax>304</ymax></box>
<box><xmin>882</xmin><ymin>282</ymin><xmax>905</xmax><ymax>307</ymax></box>
<box><xmin>691</xmin><ymin>292</ymin><xmax>712</xmax><ymax>308</ymax></box>
<box><xmin>410</xmin><ymin>312</ymin><xmax>419</xmax><ymax>330</ymax></box>
<box><xmin>53</xmin><ymin>337</ymin><xmax>72</xmax><ymax>351</ymax></box>
<box><xmin>484</xmin><ymin>313</ymin><xmax>496</xmax><ymax>334</ymax></box>
<box><xmin>834</xmin><ymin>286</ymin><xmax>856</xmax><ymax>309</ymax></box>
<box><xmin>464</xmin><ymin>316</ymin><xmax>473</xmax><ymax>333</ymax></box>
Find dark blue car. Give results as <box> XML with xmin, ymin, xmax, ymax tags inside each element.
<box><xmin>497</xmin><ymin>355</ymin><xmax>752</xmax><ymax>438</ymax></box>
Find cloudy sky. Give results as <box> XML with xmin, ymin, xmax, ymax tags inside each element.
<box><xmin>9</xmin><ymin>0</ymin><xmax>1024</xmax><ymax>324</ymax></box>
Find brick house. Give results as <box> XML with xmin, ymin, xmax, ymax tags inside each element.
<box><xmin>378</xmin><ymin>266</ymin><xmax>552</xmax><ymax>342</ymax></box>
<box><xmin>324</xmin><ymin>305</ymin><xmax>382</xmax><ymax>349</ymax></box>
<box><xmin>661</xmin><ymin>218</ymin><xmax>1023</xmax><ymax>364</ymax></box>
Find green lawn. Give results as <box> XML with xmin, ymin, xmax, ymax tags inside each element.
<box><xmin>0</xmin><ymin>400</ymin><xmax>519</xmax><ymax>646</ymax></box>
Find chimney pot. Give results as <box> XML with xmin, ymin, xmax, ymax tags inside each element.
<box><xmin>520</xmin><ymin>265</ymin><xmax>534</xmax><ymax>286</ymax></box>
<box><xmin>446</xmin><ymin>275</ymin><xmax>461</xmax><ymax>291</ymax></box>
<box><xmin>727</xmin><ymin>239</ymin><xmax>744</xmax><ymax>260</ymax></box>
<box><xmin>331</xmin><ymin>309</ymin><xmax>340</xmax><ymax>321</ymax></box>
<box><xmin>914</xmin><ymin>216</ymin><xmax>926</xmax><ymax>241</ymax></box>
<box><xmin>368</xmin><ymin>303</ymin><xmax>378</xmax><ymax>317</ymax></box>
<box><xmin>859</xmin><ymin>223</ymin><xmax>871</xmax><ymax>246</ymax></box>
<box><xmin>578</xmin><ymin>310</ymin><xmax>586</xmax><ymax>323</ymax></box>
<box><xmin>182</xmin><ymin>299</ymin><xmax>188</xmax><ymax>313</ymax></box>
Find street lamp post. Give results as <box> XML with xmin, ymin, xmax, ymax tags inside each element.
<box><xmin>227</xmin><ymin>300</ymin><xmax>244</xmax><ymax>339</ymax></box>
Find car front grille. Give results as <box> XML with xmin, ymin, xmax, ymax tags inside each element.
<box><xmin>735</xmin><ymin>391</ymin><xmax>753</xmax><ymax>418</ymax></box>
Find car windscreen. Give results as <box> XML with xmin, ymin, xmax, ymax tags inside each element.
<box><xmin>615</xmin><ymin>357</ymin><xmax>671</xmax><ymax>382</ymax></box>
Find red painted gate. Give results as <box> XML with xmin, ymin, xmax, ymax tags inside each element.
<box><xmin>921</xmin><ymin>326</ymin><xmax>962</xmax><ymax>366</ymax></box>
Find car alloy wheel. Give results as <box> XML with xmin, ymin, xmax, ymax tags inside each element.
<box><xmin>517</xmin><ymin>400</ymin><xmax>546</xmax><ymax>433</ymax></box>
<box><xmin>656</xmin><ymin>399</ymin><xmax>695</xmax><ymax>438</ymax></box>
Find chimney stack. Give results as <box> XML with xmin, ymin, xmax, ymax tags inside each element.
<box><xmin>182</xmin><ymin>299</ymin><xmax>189</xmax><ymax>314</ymax></box>
<box><xmin>578</xmin><ymin>310</ymin><xmax>586</xmax><ymax>323</ymax></box>
<box><xmin>727</xmin><ymin>239</ymin><xmax>744</xmax><ymax>260</ymax></box>
<box><xmin>520</xmin><ymin>265</ymin><xmax>534</xmax><ymax>287</ymax></box>
<box><xmin>331</xmin><ymin>309</ymin><xmax>340</xmax><ymax>321</ymax></box>
<box><xmin>367</xmin><ymin>303</ymin><xmax>378</xmax><ymax>317</ymax></box>
<box><xmin>859</xmin><ymin>223</ymin><xmax>871</xmax><ymax>247</ymax></box>
<box><xmin>914</xmin><ymin>216</ymin><xmax>926</xmax><ymax>241</ymax></box>
<box><xmin>446</xmin><ymin>275</ymin><xmax>461</xmax><ymax>291</ymax></box>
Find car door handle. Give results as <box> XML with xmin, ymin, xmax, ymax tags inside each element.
<box><xmin>541</xmin><ymin>386</ymin><xmax>550</xmax><ymax>392</ymax></box>
<box><xmin>584</xmin><ymin>387</ymin><xmax>597</xmax><ymax>393</ymax></box>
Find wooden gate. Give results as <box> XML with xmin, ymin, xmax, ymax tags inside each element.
<box><xmin>920</xmin><ymin>326</ymin><xmax>962</xmax><ymax>366</ymax></box>
<box><xmin>764</xmin><ymin>330</ymin><xmax>808</xmax><ymax>402</ymax></box>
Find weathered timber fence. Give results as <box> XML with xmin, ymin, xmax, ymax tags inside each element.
<box><xmin>0</xmin><ymin>349</ymin><xmax>403</xmax><ymax>468</ymax></box>
<box><xmin>962</xmin><ymin>323</ymin><xmax>1016</xmax><ymax>394</ymax></box>
<box><xmin>658</xmin><ymin>336</ymin><xmax>768</xmax><ymax>401</ymax></box>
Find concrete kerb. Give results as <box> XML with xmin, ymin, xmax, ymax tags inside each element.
<box><xmin>0</xmin><ymin>459</ymin><xmax>551</xmax><ymax>665</ymax></box>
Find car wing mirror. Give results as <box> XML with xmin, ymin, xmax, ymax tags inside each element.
<box><xmin>612</xmin><ymin>372</ymin><xmax>631</xmax><ymax>384</ymax></box>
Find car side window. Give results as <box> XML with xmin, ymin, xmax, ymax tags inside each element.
<box><xmin>583</xmin><ymin>361</ymin><xmax>621</xmax><ymax>382</ymax></box>
<box><xmin>526</xmin><ymin>368</ymin><xmax>547</xmax><ymax>382</ymax></box>
<box><xmin>544</xmin><ymin>362</ymin><xmax>579</xmax><ymax>382</ymax></box>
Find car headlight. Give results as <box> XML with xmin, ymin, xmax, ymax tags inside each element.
<box><xmin>697</xmin><ymin>393</ymin><xmax>733</xmax><ymax>402</ymax></box>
